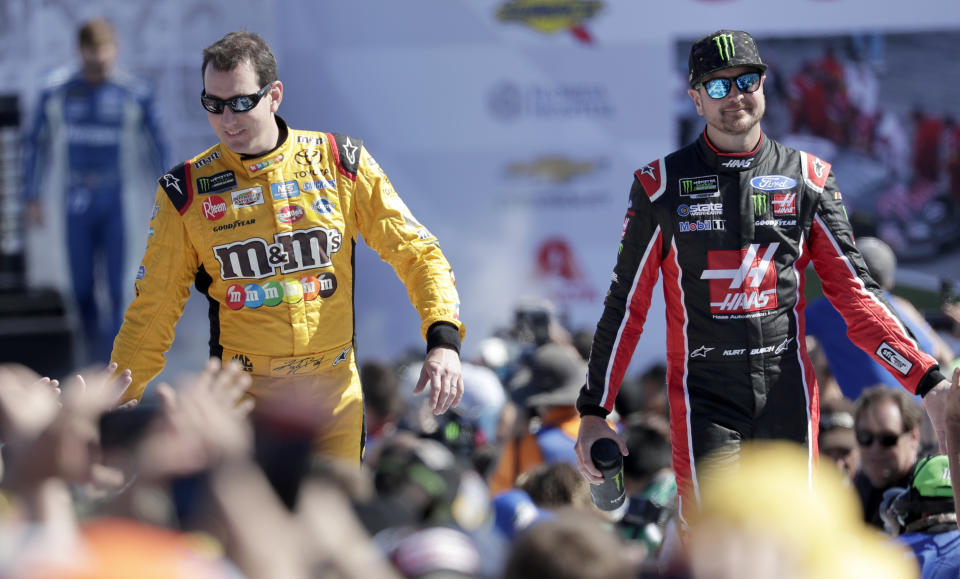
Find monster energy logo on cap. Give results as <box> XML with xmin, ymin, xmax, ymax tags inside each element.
<box><xmin>752</xmin><ymin>193</ymin><xmax>768</xmax><ymax>216</ymax></box>
<box><xmin>713</xmin><ymin>33</ymin><xmax>735</xmax><ymax>61</ymax></box>
<box><xmin>688</xmin><ymin>29</ymin><xmax>768</xmax><ymax>87</ymax></box>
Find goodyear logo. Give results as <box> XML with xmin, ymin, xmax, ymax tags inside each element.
<box><xmin>713</xmin><ymin>33</ymin><xmax>735</xmax><ymax>61</ymax></box>
<box><xmin>496</xmin><ymin>0</ymin><xmax>604</xmax><ymax>43</ymax></box>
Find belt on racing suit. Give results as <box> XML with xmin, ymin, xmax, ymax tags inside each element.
<box><xmin>221</xmin><ymin>342</ymin><xmax>355</xmax><ymax>378</ymax></box>
<box><xmin>222</xmin><ymin>341</ymin><xmax>365</xmax><ymax>463</ymax></box>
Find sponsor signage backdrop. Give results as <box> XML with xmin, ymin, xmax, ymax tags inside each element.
<box><xmin>3</xmin><ymin>0</ymin><xmax>959</xmax><ymax>380</ymax></box>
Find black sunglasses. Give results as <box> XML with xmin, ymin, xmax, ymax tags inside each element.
<box><xmin>201</xmin><ymin>82</ymin><xmax>273</xmax><ymax>114</ymax></box>
<box><xmin>856</xmin><ymin>429</ymin><xmax>906</xmax><ymax>448</ymax></box>
<box><xmin>700</xmin><ymin>72</ymin><xmax>762</xmax><ymax>100</ymax></box>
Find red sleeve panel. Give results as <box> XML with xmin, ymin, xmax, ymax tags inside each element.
<box><xmin>578</xmin><ymin>167</ymin><xmax>666</xmax><ymax>416</ymax></box>
<box><xmin>806</xmin><ymin>153</ymin><xmax>939</xmax><ymax>394</ymax></box>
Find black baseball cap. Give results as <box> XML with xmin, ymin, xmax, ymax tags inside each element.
<box><xmin>689</xmin><ymin>29</ymin><xmax>768</xmax><ymax>88</ymax></box>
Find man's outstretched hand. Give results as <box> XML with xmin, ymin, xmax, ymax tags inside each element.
<box><xmin>414</xmin><ymin>346</ymin><xmax>463</xmax><ymax>415</ymax></box>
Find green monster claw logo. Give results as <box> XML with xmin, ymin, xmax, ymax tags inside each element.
<box><xmin>713</xmin><ymin>33</ymin><xmax>735</xmax><ymax>61</ymax></box>
<box><xmin>615</xmin><ymin>470</ymin><xmax>624</xmax><ymax>493</ymax></box>
<box><xmin>197</xmin><ymin>177</ymin><xmax>212</xmax><ymax>193</ymax></box>
<box><xmin>752</xmin><ymin>193</ymin><xmax>767</xmax><ymax>216</ymax></box>
<box><xmin>681</xmin><ymin>179</ymin><xmax>694</xmax><ymax>194</ymax></box>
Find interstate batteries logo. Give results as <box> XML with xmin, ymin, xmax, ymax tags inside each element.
<box><xmin>496</xmin><ymin>0</ymin><xmax>604</xmax><ymax>44</ymax></box>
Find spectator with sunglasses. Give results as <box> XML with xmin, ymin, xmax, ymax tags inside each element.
<box><xmin>575</xmin><ymin>29</ymin><xmax>952</xmax><ymax>528</ymax></box>
<box><xmin>853</xmin><ymin>386</ymin><xmax>925</xmax><ymax>529</ymax></box>
<box><xmin>110</xmin><ymin>30</ymin><xmax>464</xmax><ymax>463</ymax></box>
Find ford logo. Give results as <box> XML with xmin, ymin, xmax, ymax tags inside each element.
<box><xmin>750</xmin><ymin>175</ymin><xmax>797</xmax><ymax>191</ymax></box>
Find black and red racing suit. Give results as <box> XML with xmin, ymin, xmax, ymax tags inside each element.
<box><xmin>577</xmin><ymin>130</ymin><xmax>946</xmax><ymax>519</ymax></box>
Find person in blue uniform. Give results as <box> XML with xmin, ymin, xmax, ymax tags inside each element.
<box><xmin>23</xmin><ymin>17</ymin><xmax>168</xmax><ymax>364</ymax></box>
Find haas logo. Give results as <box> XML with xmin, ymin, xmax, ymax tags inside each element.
<box><xmin>721</xmin><ymin>158</ymin><xmax>753</xmax><ymax>169</ymax></box>
<box><xmin>700</xmin><ymin>243</ymin><xmax>779</xmax><ymax>314</ymax></box>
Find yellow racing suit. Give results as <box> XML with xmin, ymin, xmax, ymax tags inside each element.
<box><xmin>111</xmin><ymin>117</ymin><xmax>463</xmax><ymax>461</ymax></box>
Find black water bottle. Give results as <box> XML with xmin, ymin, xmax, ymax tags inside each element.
<box><xmin>589</xmin><ymin>438</ymin><xmax>628</xmax><ymax>518</ymax></box>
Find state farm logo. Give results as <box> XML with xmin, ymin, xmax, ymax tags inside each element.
<box><xmin>700</xmin><ymin>243</ymin><xmax>779</xmax><ymax>314</ymax></box>
<box><xmin>202</xmin><ymin>195</ymin><xmax>227</xmax><ymax>221</ymax></box>
<box><xmin>277</xmin><ymin>205</ymin><xmax>305</xmax><ymax>224</ymax></box>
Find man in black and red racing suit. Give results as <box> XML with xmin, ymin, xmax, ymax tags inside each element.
<box><xmin>574</xmin><ymin>29</ymin><xmax>950</xmax><ymax>525</ymax></box>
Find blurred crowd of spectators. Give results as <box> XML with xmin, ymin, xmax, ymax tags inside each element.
<box><xmin>2</xmin><ymin>292</ymin><xmax>960</xmax><ymax>578</ymax></box>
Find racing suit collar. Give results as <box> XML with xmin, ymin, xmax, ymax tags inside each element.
<box><xmin>239</xmin><ymin>116</ymin><xmax>289</xmax><ymax>160</ymax></box>
<box><xmin>222</xmin><ymin>115</ymin><xmax>292</xmax><ymax>178</ymax></box>
<box><xmin>696</xmin><ymin>129</ymin><xmax>768</xmax><ymax>173</ymax></box>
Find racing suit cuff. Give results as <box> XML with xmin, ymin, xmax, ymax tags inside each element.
<box><xmin>426</xmin><ymin>322</ymin><xmax>461</xmax><ymax>355</ymax></box>
<box><xmin>916</xmin><ymin>367</ymin><xmax>947</xmax><ymax>398</ymax></box>
<box><xmin>577</xmin><ymin>403</ymin><xmax>610</xmax><ymax>419</ymax></box>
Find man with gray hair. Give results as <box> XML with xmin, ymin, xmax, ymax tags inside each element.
<box><xmin>806</xmin><ymin>236</ymin><xmax>953</xmax><ymax>401</ymax></box>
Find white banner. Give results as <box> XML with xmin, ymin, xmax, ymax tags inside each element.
<box><xmin>3</xmin><ymin>0</ymin><xmax>959</xmax><ymax>382</ymax></box>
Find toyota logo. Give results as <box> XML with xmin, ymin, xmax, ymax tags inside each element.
<box><xmin>295</xmin><ymin>149</ymin><xmax>321</xmax><ymax>165</ymax></box>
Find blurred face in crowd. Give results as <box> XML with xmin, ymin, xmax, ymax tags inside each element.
<box><xmin>80</xmin><ymin>40</ymin><xmax>116</xmax><ymax>84</ymax></box>
<box><xmin>203</xmin><ymin>59</ymin><xmax>282</xmax><ymax>156</ymax></box>
<box><xmin>688</xmin><ymin>66</ymin><xmax>766</xmax><ymax>144</ymax></box>
<box><xmin>855</xmin><ymin>398</ymin><xmax>919</xmax><ymax>488</ymax></box>
<box><xmin>819</xmin><ymin>437</ymin><xmax>860</xmax><ymax>481</ymax></box>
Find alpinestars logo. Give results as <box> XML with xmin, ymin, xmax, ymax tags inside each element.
<box><xmin>812</xmin><ymin>158</ymin><xmax>826</xmax><ymax>178</ymax></box>
<box><xmin>774</xmin><ymin>337</ymin><xmax>793</xmax><ymax>355</ymax></box>
<box><xmin>713</xmin><ymin>33</ymin><xmax>735</xmax><ymax>61</ymax></box>
<box><xmin>342</xmin><ymin>138</ymin><xmax>359</xmax><ymax>165</ymax></box>
<box><xmin>700</xmin><ymin>243</ymin><xmax>779</xmax><ymax>315</ymax></box>
<box><xmin>161</xmin><ymin>173</ymin><xmax>182</xmax><ymax>196</ymax></box>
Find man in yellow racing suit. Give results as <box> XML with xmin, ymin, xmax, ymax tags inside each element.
<box><xmin>111</xmin><ymin>30</ymin><xmax>464</xmax><ymax>463</ymax></box>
